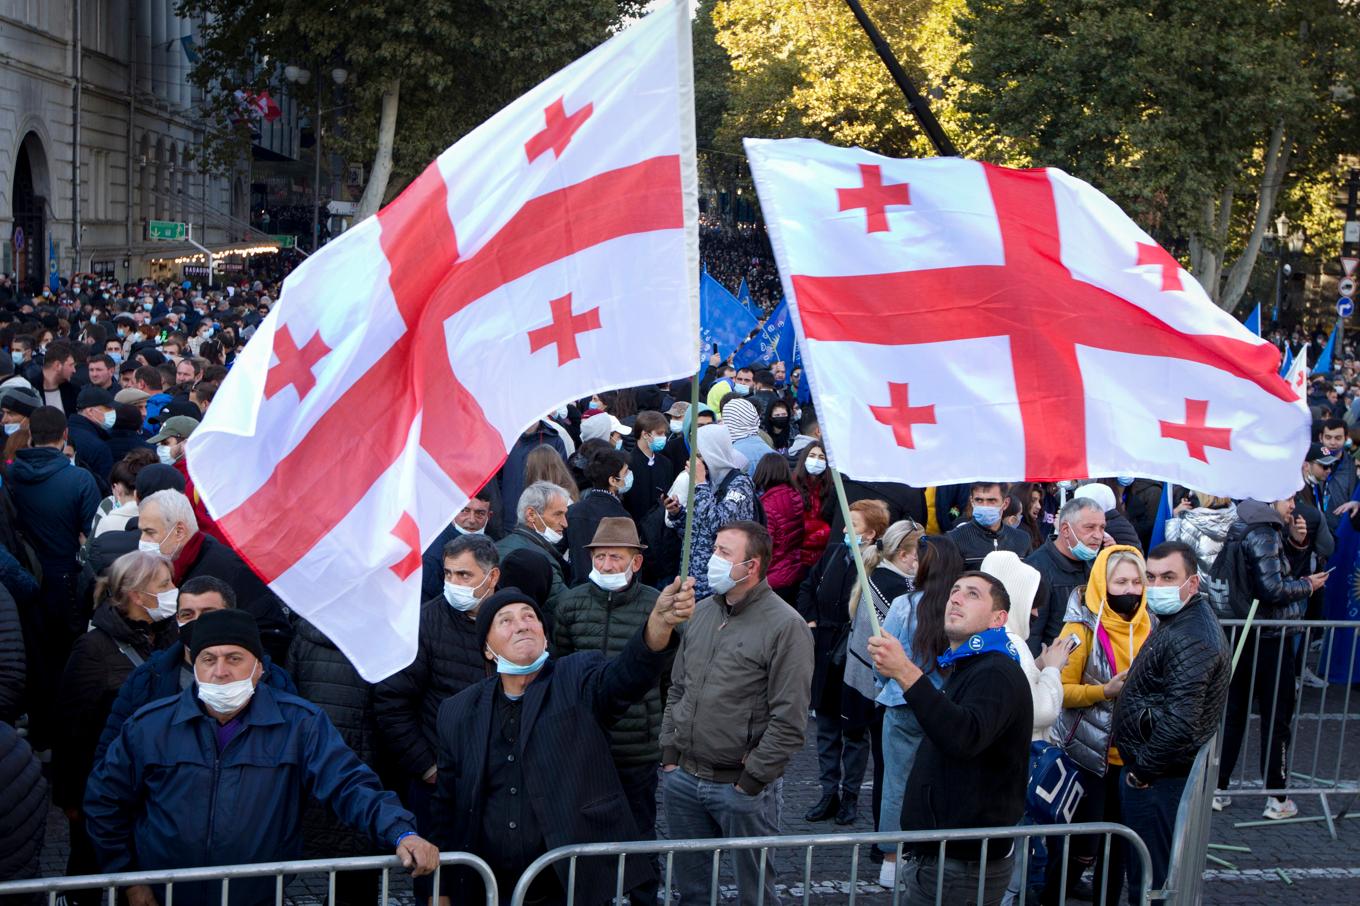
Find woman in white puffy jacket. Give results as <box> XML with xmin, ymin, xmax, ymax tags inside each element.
<box><xmin>981</xmin><ymin>551</ymin><xmax>1069</xmax><ymax>738</ymax></box>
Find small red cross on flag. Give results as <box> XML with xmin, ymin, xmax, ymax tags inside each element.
<box><xmin>185</xmin><ymin>1</ymin><xmax>699</xmax><ymax>681</ymax></box>
<box><xmin>746</xmin><ymin>139</ymin><xmax>1309</xmax><ymax>500</ymax></box>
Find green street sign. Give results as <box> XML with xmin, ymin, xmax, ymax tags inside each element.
<box><xmin>147</xmin><ymin>220</ymin><xmax>188</xmax><ymax>241</ymax></box>
<box><xmin>269</xmin><ymin>234</ymin><xmax>296</xmax><ymax>249</ymax></box>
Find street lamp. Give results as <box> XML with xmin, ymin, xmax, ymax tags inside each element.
<box><xmin>285</xmin><ymin>64</ymin><xmax>350</xmax><ymax>252</ymax></box>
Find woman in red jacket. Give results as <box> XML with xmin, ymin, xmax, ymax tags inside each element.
<box><xmin>792</xmin><ymin>442</ymin><xmax>832</xmax><ymax>570</ymax></box>
<box><xmin>754</xmin><ymin>453</ymin><xmax>807</xmax><ymax>603</ymax></box>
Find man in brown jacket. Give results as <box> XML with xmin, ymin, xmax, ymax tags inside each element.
<box><xmin>659</xmin><ymin>520</ymin><xmax>814</xmax><ymax>906</ymax></box>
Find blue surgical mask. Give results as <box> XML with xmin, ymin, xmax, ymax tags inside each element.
<box><xmin>1145</xmin><ymin>581</ymin><xmax>1190</xmax><ymax>616</ymax></box>
<box><xmin>806</xmin><ymin>458</ymin><xmax>827</xmax><ymax>476</ymax></box>
<box><xmin>649</xmin><ymin>435</ymin><xmax>667</xmax><ymax>453</ymax></box>
<box><xmin>733</xmin><ymin>383</ymin><xmax>751</xmax><ymax>396</ymax></box>
<box><xmin>1116</xmin><ymin>475</ymin><xmax>1135</xmax><ymax>488</ymax></box>
<box><xmin>1070</xmin><ymin>539</ymin><xmax>1099</xmax><ymax>562</ymax></box>
<box><xmin>620</xmin><ymin>470</ymin><xmax>634</xmax><ymax>493</ymax></box>
<box><xmin>972</xmin><ymin>505</ymin><xmax>1002</xmax><ymax>528</ymax></box>
<box><xmin>109</xmin><ymin>352</ymin><xmax>123</xmax><ymax>365</ymax></box>
<box><xmin>2</xmin><ymin>423</ymin><xmax>19</xmax><ymax>436</ymax></box>
<box><xmin>102</xmin><ymin>410</ymin><xmax>116</xmax><ymax>430</ymax></box>
<box><xmin>613</xmin><ymin>439</ymin><xmax>623</xmax><ymax>451</ymax></box>
<box><xmin>494</xmin><ymin>648</ymin><xmax>548</xmax><ymax>676</ymax></box>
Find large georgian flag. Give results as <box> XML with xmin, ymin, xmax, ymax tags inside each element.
<box><xmin>187</xmin><ymin>1</ymin><xmax>698</xmax><ymax>681</ymax></box>
<box><xmin>744</xmin><ymin>138</ymin><xmax>1308</xmax><ymax>501</ymax></box>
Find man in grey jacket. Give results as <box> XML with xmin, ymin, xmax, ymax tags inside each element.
<box><xmin>659</xmin><ymin>520</ymin><xmax>813</xmax><ymax>906</ymax></box>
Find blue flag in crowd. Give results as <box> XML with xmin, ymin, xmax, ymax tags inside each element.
<box><xmin>1314</xmin><ymin>322</ymin><xmax>1338</xmax><ymax>375</ymax></box>
<box><xmin>1279</xmin><ymin>345</ymin><xmax>1294</xmax><ymax>378</ymax></box>
<box><xmin>1148</xmin><ymin>482</ymin><xmax>1173</xmax><ymax>549</ymax></box>
<box><xmin>47</xmin><ymin>235</ymin><xmax>59</xmax><ymax>293</ymax></box>
<box><xmin>699</xmin><ymin>269</ymin><xmax>758</xmax><ymax>362</ymax></box>
<box><xmin>1244</xmin><ymin>303</ymin><xmax>1260</xmax><ymax>337</ymax></box>
<box><xmin>733</xmin><ymin>298</ymin><xmax>795</xmax><ymax>369</ymax></box>
<box><xmin>735</xmin><ymin>279</ymin><xmax>760</xmax><ymax>319</ymax></box>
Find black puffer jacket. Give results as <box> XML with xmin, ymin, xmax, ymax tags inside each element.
<box><xmin>1112</xmin><ymin>596</ymin><xmax>1230</xmax><ymax>781</ymax></box>
<box><xmin>289</xmin><ymin>619</ymin><xmax>386</xmax><ymax>859</ymax></box>
<box><xmin>552</xmin><ymin>578</ymin><xmax>667</xmax><ymax>768</ymax></box>
<box><xmin>373</xmin><ymin>597</ymin><xmax>490</xmax><ymax>778</ymax></box>
<box><xmin>0</xmin><ymin>720</ymin><xmax>47</xmax><ymax>885</ymax></box>
<box><xmin>947</xmin><ymin>519</ymin><xmax>1033</xmax><ymax>570</ymax></box>
<box><xmin>0</xmin><ymin>583</ymin><xmax>24</xmax><ymax>724</ymax></box>
<box><xmin>1229</xmin><ymin>499</ymin><xmax>1312</xmax><ymax>621</ymax></box>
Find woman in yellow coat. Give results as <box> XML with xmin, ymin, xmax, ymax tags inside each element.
<box><xmin>1045</xmin><ymin>545</ymin><xmax>1153</xmax><ymax>905</ymax></box>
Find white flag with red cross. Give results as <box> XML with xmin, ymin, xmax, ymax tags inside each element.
<box><xmin>187</xmin><ymin>1</ymin><xmax>699</xmax><ymax>681</ymax></box>
<box><xmin>744</xmin><ymin>138</ymin><xmax>1308</xmax><ymax>501</ymax></box>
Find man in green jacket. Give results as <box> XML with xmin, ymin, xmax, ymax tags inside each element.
<box><xmin>497</xmin><ymin>481</ymin><xmax>571</xmax><ymax>604</ymax></box>
<box><xmin>552</xmin><ymin>518</ymin><xmax>668</xmax><ymax>832</ymax></box>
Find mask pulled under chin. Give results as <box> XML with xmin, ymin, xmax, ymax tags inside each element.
<box><xmin>494</xmin><ymin>647</ymin><xmax>548</xmax><ymax>676</ymax></box>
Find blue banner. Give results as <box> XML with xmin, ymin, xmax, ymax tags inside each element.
<box><xmin>47</xmin><ymin>235</ymin><xmax>59</xmax><ymax>292</ymax></box>
<box><xmin>1279</xmin><ymin>345</ymin><xmax>1294</xmax><ymax>378</ymax></box>
<box><xmin>1148</xmin><ymin>482</ymin><xmax>1173</xmax><ymax>549</ymax></box>
<box><xmin>1313</xmin><ymin>322</ymin><xmax>1337</xmax><ymax>375</ymax></box>
<box><xmin>735</xmin><ymin>278</ymin><xmax>760</xmax><ymax>319</ymax></box>
<box><xmin>699</xmin><ymin>269</ymin><xmax>758</xmax><ymax>362</ymax></box>
<box><xmin>1244</xmin><ymin>303</ymin><xmax>1260</xmax><ymax>337</ymax></box>
<box><xmin>733</xmin><ymin>298</ymin><xmax>795</xmax><ymax>369</ymax></box>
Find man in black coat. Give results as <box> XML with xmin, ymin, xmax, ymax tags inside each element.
<box><xmin>869</xmin><ymin>571</ymin><xmax>1031</xmax><ymax>906</ymax></box>
<box><xmin>375</xmin><ymin>534</ymin><xmax>500</xmax><ymax>902</ymax></box>
<box><xmin>947</xmin><ymin>481</ymin><xmax>1033</xmax><ymax>569</ymax></box>
<box><xmin>431</xmin><ymin>579</ymin><xmax>693</xmax><ymax>905</ymax></box>
<box><xmin>419</xmin><ymin>488</ymin><xmax>496</xmax><ymax>603</ymax></box>
<box><xmin>1113</xmin><ymin>541</ymin><xmax>1230</xmax><ymax>891</ymax></box>
<box><xmin>1025</xmin><ymin>496</ymin><xmax>1105</xmax><ymax>656</ymax></box>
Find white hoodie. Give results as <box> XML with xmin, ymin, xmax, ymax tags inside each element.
<box><xmin>1005</xmin><ymin>604</ymin><xmax>1064</xmax><ymax>742</ymax></box>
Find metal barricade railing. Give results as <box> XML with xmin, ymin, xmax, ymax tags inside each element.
<box><xmin>1217</xmin><ymin>618</ymin><xmax>1360</xmax><ymax>838</ymax></box>
<box><xmin>0</xmin><ymin>852</ymin><xmax>497</xmax><ymax>906</ymax></box>
<box><xmin>1160</xmin><ymin>738</ymin><xmax>1217</xmax><ymax>906</ymax></box>
<box><xmin>508</xmin><ymin>824</ymin><xmax>1154</xmax><ymax>906</ymax></box>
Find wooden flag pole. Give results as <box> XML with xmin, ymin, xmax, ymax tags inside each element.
<box><xmin>839</xmin><ymin>0</ymin><xmax>959</xmax><ymax>158</ymax></box>
<box><xmin>829</xmin><ymin>464</ymin><xmax>883</xmax><ymax>637</ymax></box>
<box><xmin>677</xmin><ymin>370</ymin><xmax>703</xmax><ymax>581</ymax></box>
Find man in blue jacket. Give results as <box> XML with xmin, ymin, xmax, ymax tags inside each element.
<box><xmin>85</xmin><ymin>610</ymin><xmax>438</xmax><ymax>906</ymax></box>
<box><xmin>93</xmin><ymin>576</ymin><xmax>295</xmax><ymax>765</ymax></box>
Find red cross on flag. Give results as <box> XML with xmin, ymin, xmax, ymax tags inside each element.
<box><xmin>744</xmin><ymin>138</ymin><xmax>1309</xmax><ymax>501</ymax></box>
<box><xmin>186</xmin><ymin>0</ymin><xmax>699</xmax><ymax>681</ymax></box>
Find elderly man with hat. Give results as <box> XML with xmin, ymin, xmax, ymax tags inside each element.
<box><xmin>147</xmin><ymin>413</ymin><xmax>226</xmax><ymax>543</ymax></box>
<box><xmin>86</xmin><ymin>610</ymin><xmax>437</xmax><ymax>906</ymax></box>
<box><xmin>431</xmin><ymin>576</ymin><xmax>694</xmax><ymax>905</ymax></box>
<box><xmin>68</xmin><ymin>385</ymin><xmax>118</xmax><ymax>485</ymax></box>
<box><xmin>553</xmin><ymin>516</ymin><xmax>671</xmax><ymax>899</ymax></box>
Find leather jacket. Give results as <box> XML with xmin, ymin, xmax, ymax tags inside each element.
<box><xmin>1050</xmin><ymin>590</ymin><xmax>1118</xmax><ymax>776</ymax></box>
<box><xmin>1227</xmin><ymin>499</ymin><xmax>1311</xmax><ymax>633</ymax></box>
<box><xmin>1111</xmin><ymin>596</ymin><xmax>1230</xmax><ymax>781</ymax></box>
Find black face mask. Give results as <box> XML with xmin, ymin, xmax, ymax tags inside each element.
<box><xmin>1106</xmin><ymin>592</ymin><xmax>1142</xmax><ymax>618</ymax></box>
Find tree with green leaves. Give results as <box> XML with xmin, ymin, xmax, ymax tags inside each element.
<box><xmin>956</xmin><ymin>0</ymin><xmax>1360</xmax><ymax>313</ymax></box>
<box><xmin>180</xmin><ymin>0</ymin><xmax>645</xmax><ymax>221</ymax></box>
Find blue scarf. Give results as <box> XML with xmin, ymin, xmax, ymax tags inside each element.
<box><xmin>936</xmin><ymin>626</ymin><xmax>1021</xmax><ymax>669</ymax></box>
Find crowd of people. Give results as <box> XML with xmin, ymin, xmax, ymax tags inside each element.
<box><xmin>0</xmin><ymin>262</ymin><xmax>1351</xmax><ymax>906</ymax></box>
<box><xmin>698</xmin><ymin>217</ymin><xmax>783</xmax><ymax>316</ymax></box>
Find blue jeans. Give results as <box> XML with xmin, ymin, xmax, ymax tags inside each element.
<box><xmin>878</xmin><ymin>704</ymin><xmax>927</xmax><ymax>851</ymax></box>
<box><xmin>1119</xmin><ymin>767</ymin><xmax>1187</xmax><ymax>894</ymax></box>
<box><xmin>660</xmin><ymin>767</ymin><xmax>783</xmax><ymax>905</ymax></box>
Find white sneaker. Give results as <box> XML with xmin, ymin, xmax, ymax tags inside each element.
<box><xmin>1212</xmin><ymin>795</ymin><xmax>1232</xmax><ymax>811</ymax></box>
<box><xmin>1263</xmin><ymin>797</ymin><xmax>1298</xmax><ymax>820</ymax></box>
<box><xmin>1301</xmin><ymin>667</ymin><xmax>1328</xmax><ymax>688</ymax></box>
<box><xmin>878</xmin><ymin>860</ymin><xmax>897</xmax><ymax>889</ymax></box>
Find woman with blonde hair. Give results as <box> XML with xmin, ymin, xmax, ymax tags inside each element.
<box><xmin>1045</xmin><ymin>546</ymin><xmax>1152</xmax><ymax>905</ymax></box>
<box><xmin>523</xmin><ymin>443</ymin><xmax>579</xmax><ymax>502</ymax></box>
<box><xmin>53</xmin><ymin>551</ymin><xmax>178</xmax><ymax>891</ymax></box>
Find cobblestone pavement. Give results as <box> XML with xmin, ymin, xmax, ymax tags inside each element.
<box><xmin>32</xmin><ymin>692</ymin><xmax>1360</xmax><ymax>905</ymax></box>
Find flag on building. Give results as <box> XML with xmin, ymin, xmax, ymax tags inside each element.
<box><xmin>188</xmin><ymin>0</ymin><xmax>698</xmax><ymax>681</ymax></box>
<box><xmin>745</xmin><ymin>138</ymin><xmax>1306</xmax><ymax>500</ymax></box>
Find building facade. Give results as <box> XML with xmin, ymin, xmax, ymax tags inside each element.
<box><xmin>0</xmin><ymin>0</ymin><xmax>282</xmax><ymax>289</ymax></box>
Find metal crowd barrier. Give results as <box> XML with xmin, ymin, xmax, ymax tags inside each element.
<box><xmin>1217</xmin><ymin>618</ymin><xmax>1360</xmax><ymax>838</ymax></box>
<box><xmin>1160</xmin><ymin>739</ymin><xmax>1217</xmax><ymax>906</ymax></box>
<box><xmin>508</xmin><ymin>824</ymin><xmax>1154</xmax><ymax>906</ymax></box>
<box><xmin>0</xmin><ymin>852</ymin><xmax>497</xmax><ymax>906</ymax></box>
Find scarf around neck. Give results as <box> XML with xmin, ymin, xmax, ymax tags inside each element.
<box><xmin>936</xmin><ymin>626</ymin><xmax>1020</xmax><ymax>670</ymax></box>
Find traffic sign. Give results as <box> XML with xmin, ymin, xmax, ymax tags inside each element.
<box><xmin>268</xmin><ymin>234</ymin><xmax>296</xmax><ymax>249</ymax></box>
<box><xmin>12</xmin><ymin>227</ymin><xmax>24</xmax><ymax>251</ymax></box>
<box><xmin>1340</xmin><ymin>297</ymin><xmax>1355</xmax><ymax>318</ymax></box>
<box><xmin>146</xmin><ymin>220</ymin><xmax>188</xmax><ymax>241</ymax></box>
<box><xmin>1342</xmin><ymin>277</ymin><xmax>1357</xmax><ymax>296</ymax></box>
<box><xmin>1343</xmin><ymin>256</ymin><xmax>1359</xmax><ymax>278</ymax></box>
<box><xmin>1347</xmin><ymin>221</ymin><xmax>1360</xmax><ymax>244</ymax></box>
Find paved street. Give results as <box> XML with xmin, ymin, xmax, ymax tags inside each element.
<box><xmin>31</xmin><ymin>685</ymin><xmax>1359</xmax><ymax>905</ymax></box>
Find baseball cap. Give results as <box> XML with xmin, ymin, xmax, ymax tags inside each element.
<box><xmin>1306</xmin><ymin>443</ymin><xmax>1340</xmax><ymax>467</ymax></box>
<box><xmin>147</xmin><ymin>415</ymin><xmax>200</xmax><ymax>444</ymax></box>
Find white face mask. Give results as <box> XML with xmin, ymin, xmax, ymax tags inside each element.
<box><xmin>706</xmin><ymin>554</ymin><xmax>751</xmax><ymax>595</ymax></box>
<box><xmin>2</xmin><ymin>423</ymin><xmax>18</xmax><ymax>436</ymax></box>
<box><xmin>670</xmin><ymin>419</ymin><xmax>684</xmax><ymax>433</ymax></box>
<box><xmin>806</xmin><ymin>457</ymin><xmax>827</xmax><ymax>476</ymax></box>
<box><xmin>589</xmin><ymin>566</ymin><xmax>632</xmax><ymax>592</ymax></box>
<box><xmin>530</xmin><ymin>512</ymin><xmax>562</xmax><ymax>545</ymax></box>
<box><xmin>196</xmin><ymin>661</ymin><xmax>259</xmax><ymax>714</ymax></box>
<box><xmin>459</xmin><ymin>524</ymin><xmax>486</xmax><ymax>536</ymax></box>
<box><xmin>157</xmin><ymin>444</ymin><xmax>177</xmax><ymax>465</ymax></box>
<box><xmin>138</xmin><ymin>538</ymin><xmax>163</xmax><ymax>555</ymax></box>
<box><xmin>444</xmin><ymin>572</ymin><xmax>491</xmax><ymax>612</ymax></box>
<box><xmin>143</xmin><ymin>587</ymin><xmax>178</xmax><ymax>621</ymax></box>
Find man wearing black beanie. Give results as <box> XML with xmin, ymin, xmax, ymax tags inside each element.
<box><xmin>431</xmin><ymin>577</ymin><xmax>695</xmax><ymax>905</ymax></box>
<box><xmin>84</xmin><ymin>609</ymin><xmax>440</xmax><ymax>906</ymax></box>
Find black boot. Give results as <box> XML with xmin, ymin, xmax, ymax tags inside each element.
<box><xmin>835</xmin><ymin>791</ymin><xmax>859</xmax><ymax>825</ymax></box>
<box><xmin>804</xmin><ymin>790</ymin><xmax>840</xmax><ymax>822</ymax></box>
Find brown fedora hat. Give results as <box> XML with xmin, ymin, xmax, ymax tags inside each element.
<box><xmin>584</xmin><ymin>516</ymin><xmax>647</xmax><ymax>550</ymax></box>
